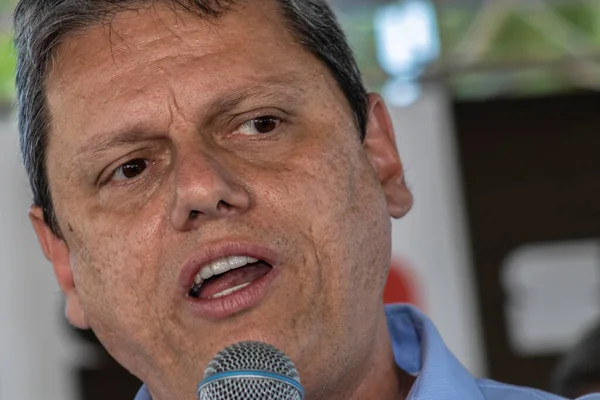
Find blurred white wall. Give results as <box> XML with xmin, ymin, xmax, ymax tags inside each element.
<box><xmin>388</xmin><ymin>83</ymin><xmax>485</xmax><ymax>377</ymax></box>
<box><xmin>0</xmin><ymin>113</ymin><xmax>81</xmax><ymax>400</ymax></box>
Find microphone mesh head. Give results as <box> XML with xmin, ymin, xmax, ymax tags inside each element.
<box><xmin>198</xmin><ymin>341</ymin><xmax>303</xmax><ymax>400</ymax></box>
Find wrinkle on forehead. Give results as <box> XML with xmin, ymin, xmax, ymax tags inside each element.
<box><xmin>47</xmin><ymin>0</ymin><xmax>286</xmax><ymax>87</ymax></box>
<box><xmin>48</xmin><ymin>18</ymin><xmax>214</xmax><ymax>93</ymax></box>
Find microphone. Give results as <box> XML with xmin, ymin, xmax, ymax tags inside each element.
<box><xmin>197</xmin><ymin>341</ymin><xmax>304</xmax><ymax>400</ymax></box>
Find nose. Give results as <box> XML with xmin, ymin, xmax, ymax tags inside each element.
<box><xmin>170</xmin><ymin>149</ymin><xmax>251</xmax><ymax>231</ymax></box>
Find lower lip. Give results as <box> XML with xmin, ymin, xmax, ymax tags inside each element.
<box><xmin>186</xmin><ymin>268</ymin><xmax>278</xmax><ymax>319</ymax></box>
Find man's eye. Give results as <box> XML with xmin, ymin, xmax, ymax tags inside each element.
<box><xmin>112</xmin><ymin>159</ymin><xmax>150</xmax><ymax>181</ymax></box>
<box><xmin>237</xmin><ymin>116</ymin><xmax>281</xmax><ymax>135</ymax></box>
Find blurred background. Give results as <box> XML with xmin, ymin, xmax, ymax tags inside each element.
<box><xmin>1</xmin><ymin>0</ymin><xmax>600</xmax><ymax>399</ymax></box>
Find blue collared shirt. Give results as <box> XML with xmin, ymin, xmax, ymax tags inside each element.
<box><xmin>134</xmin><ymin>304</ymin><xmax>600</xmax><ymax>399</ymax></box>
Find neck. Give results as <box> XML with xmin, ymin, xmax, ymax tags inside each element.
<box><xmin>148</xmin><ymin>310</ymin><xmax>415</xmax><ymax>400</ymax></box>
<box><xmin>326</xmin><ymin>308</ymin><xmax>415</xmax><ymax>400</ymax></box>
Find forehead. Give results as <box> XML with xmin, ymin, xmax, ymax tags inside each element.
<box><xmin>49</xmin><ymin>0</ymin><xmax>296</xmax><ymax>79</ymax></box>
<box><xmin>45</xmin><ymin>0</ymin><xmax>327</xmax><ymax>136</ymax></box>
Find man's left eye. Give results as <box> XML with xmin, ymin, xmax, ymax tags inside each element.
<box><xmin>112</xmin><ymin>159</ymin><xmax>150</xmax><ymax>181</ymax></box>
<box><xmin>237</xmin><ymin>116</ymin><xmax>281</xmax><ymax>135</ymax></box>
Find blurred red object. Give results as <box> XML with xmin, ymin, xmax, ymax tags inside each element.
<box><xmin>383</xmin><ymin>258</ymin><xmax>422</xmax><ymax>308</ymax></box>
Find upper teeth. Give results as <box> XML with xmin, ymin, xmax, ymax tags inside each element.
<box><xmin>194</xmin><ymin>256</ymin><xmax>259</xmax><ymax>284</ymax></box>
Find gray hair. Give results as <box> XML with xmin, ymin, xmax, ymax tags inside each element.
<box><xmin>13</xmin><ymin>0</ymin><xmax>368</xmax><ymax>237</ymax></box>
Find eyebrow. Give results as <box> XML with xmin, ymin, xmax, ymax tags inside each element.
<box><xmin>74</xmin><ymin>128</ymin><xmax>163</xmax><ymax>164</ymax></box>
<box><xmin>74</xmin><ymin>81</ymin><xmax>304</xmax><ymax>160</ymax></box>
<box><xmin>202</xmin><ymin>83</ymin><xmax>303</xmax><ymax>123</ymax></box>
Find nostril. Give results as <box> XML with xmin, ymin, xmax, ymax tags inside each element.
<box><xmin>217</xmin><ymin>200</ymin><xmax>233</xmax><ymax>212</ymax></box>
<box><xmin>189</xmin><ymin>210</ymin><xmax>201</xmax><ymax>220</ymax></box>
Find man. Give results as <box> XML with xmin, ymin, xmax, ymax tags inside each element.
<box><xmin>11</xmin><ymin>0</ymin><xmax>600</xmax><ymax>399</ymax></box>
<box><xmin>552</xmin><ymin>320</ymin><xmax>600</xmax><ymax>397</ymax></box>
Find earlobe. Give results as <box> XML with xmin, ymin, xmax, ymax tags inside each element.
<box><xmin>29</xmin><ymin>206</ymin><xmax>90</xmax><ymax>329</ymax></box>
<box><xmin>363</xmin><ymin>94</ymin><xmax>413</xmax><ymax>219</ymax></box>
<box><xmin>64</xmin><ymin>292</ymin><xmax>90</xmax><ymax>330</ymax></box>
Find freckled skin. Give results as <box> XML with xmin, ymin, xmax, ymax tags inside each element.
<box><xmin>32</xmin><ymin>1</ymin><xmax>413</xmax><ymax>399</ymax></box>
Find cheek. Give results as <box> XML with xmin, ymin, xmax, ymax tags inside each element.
<box><xmin>71</xmin><ymin>237</ymin><xmax>146</xmax><ymax>328</ymax></box>
<box><xmin>266</xmin><ymin>139</ymin><xmax>390</xmax><ymax>294</ymax></box>
<box><xmin>71</xmin><ymin>204</ymin><xmax>164</xmax><ymax>281</ymax></box>
<box><xmin>67</xmin><ymin>206</ymin><xmax>168</xmax><ymax>337</ymax></box>
<box><xmin>66</xmin><ymin>218</ymin><xmax>180</xmax><ymax>379</ymax></box>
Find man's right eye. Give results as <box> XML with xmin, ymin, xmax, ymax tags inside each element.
<box><xmin>112</xmin><ymin>159</ymin><xmax>150</xmax><ymax>181</ymax></box>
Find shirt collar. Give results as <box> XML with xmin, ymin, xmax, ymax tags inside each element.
<box><xmin>386</xmin><ymin>304</ymin><xmax>484</xmax><ymax>400</ymax></box>
<box><xmin>134</xmin><ymin>385</ymin><xmax>151</xmax><ymax>400</ymax></box>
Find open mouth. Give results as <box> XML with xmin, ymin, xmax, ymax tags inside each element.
<box><xmin>188</xmin><ymin>256</ymin><xmax>273</xmax><ymax>300</ymax></box>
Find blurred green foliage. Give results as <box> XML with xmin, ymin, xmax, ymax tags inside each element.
<box><xmin>0</xmin><ymin>33</ymin><xmax>15</xmax><ymax>106</ymax></box>
<box><xmin>0</xmin><ymin>0</ymin><xmax>15</xmax><ymax>12</ymax></box>
<box><xmin>438</xmin><ymin>1</ymin><xmax>600</xmax><ymax>98</ymax></box>
<box><xmin>337</xmin><ymin>8</ymin><xmax>386</xmax><ymax>92</ymax></box>
<box><xmin>0</xmin><ymin>0</ymin><xmax>16</xmax><ymax>107</ymax></box>
<box><xmin>438</xmin><ymin>2</ymin><xmax>600</xmax><ymax>63</ymax></box>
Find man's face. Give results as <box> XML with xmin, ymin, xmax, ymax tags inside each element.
<box><xmin>34</xmin><ymin>1</ymin><xmax>411</xmax><ymax>398</ymax></box>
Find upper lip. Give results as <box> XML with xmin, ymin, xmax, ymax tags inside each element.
<box><xmin>178</xmin><ymin>240</ymin><xmax>280</xmax><ymax>294</ymax></box>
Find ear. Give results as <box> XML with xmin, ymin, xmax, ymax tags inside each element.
<box><xmin>29</xmin><ymin>206</ymin><xmax>90</xmax><ymax>329</ymax></box>
<box><xmin>363</xmin><ymin>93</ymin><xmax>413</xmax><ymax>219</ymax></box>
